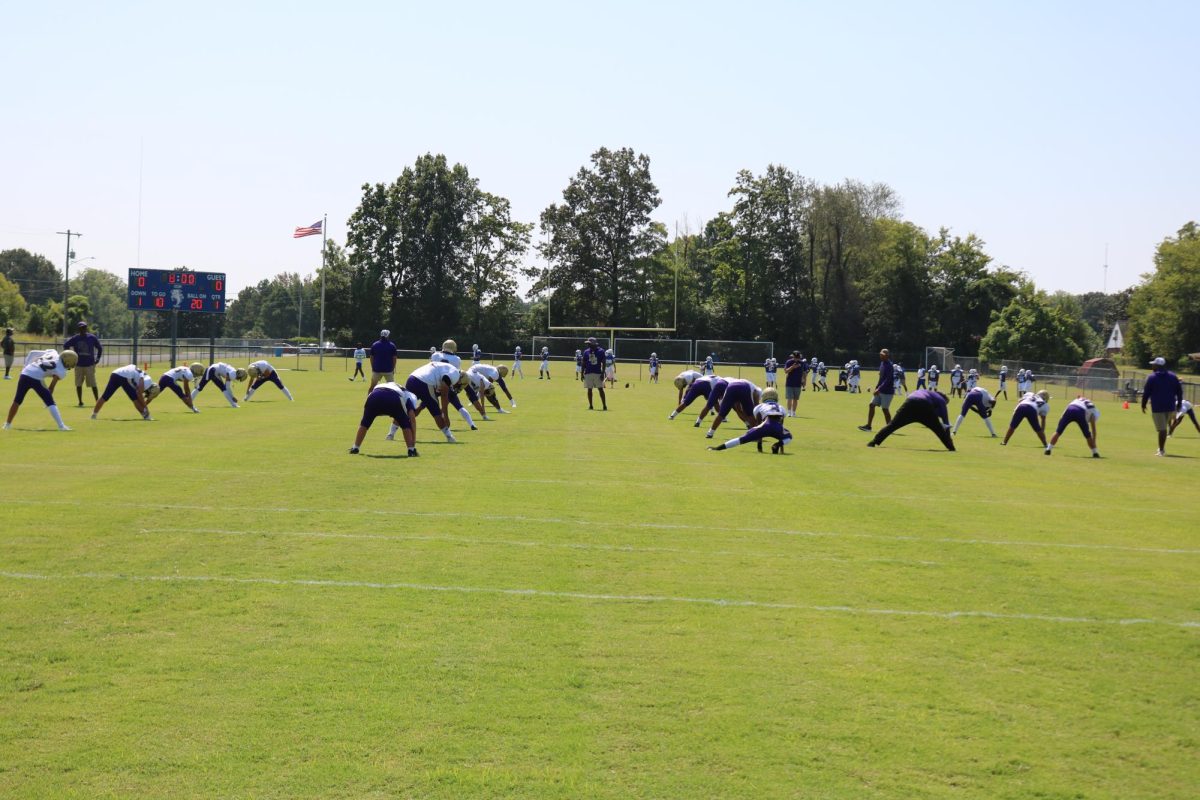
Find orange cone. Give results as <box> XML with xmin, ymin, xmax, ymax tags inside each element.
<box><xmin>1122</xmin><ymin>401</ymin><xmax>1129</xmax><ymax>409</ymax></box>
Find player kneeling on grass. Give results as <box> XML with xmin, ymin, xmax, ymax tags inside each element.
<box><xmin>470</xmin><ymin>363</ymin><xmax>515</xmax><ymax>410</ymax></box>
<box><xmin>1001</xmin><ymin>390</ymin><xmax>1050</xmax><ymax>449</ymax></box>
<box><xmin>243</xmin><ymin>360</ymin><xmax>294</xmax><ymax>402</ymax></box>
<box><xmin>405</xmin><ymin>360</ymin><xmax>468</xmax><ymax>443</ymax></box>
<box><xmin>349</xmin><ymin>381</ymin><xmax>419</xmax><ymax>457</ymax></box>
<box><xmin>865</xmin><ymin>390</ymin><xmax>956</xmax><ymax>451</ymax></box>
<box><xmin>708</xmin><ymin>388</ymin><xmax>792</xmax><ymax>454</ymax></box>
<box><xmin>91</xmin><ymin>364</ymin><xmax>154</xmax><ymax>420</ymax></box>
<box><xmin>951</xmin><ymin>386</ymin><xmax>998</xmax><ymax>437</ymax></box>
<box><xmin>1046</xmin><ymin>396</ymin><xmax>1100</xmax><ymax>458</ymax></box>
<box><xmin>155</xmin><ymin>363</ymin><xmax>204</xmax><ymax>413</ymax></box>
<box><xmin>704</xmin><ymin>378</ymin><xmax>763</xmax><ymax>439</ymax></box>
<box><xmin>191</xmin><ymin>363</ymin><xmax>247</xmax><ymax>408</ymax></box>
<box><xmin>4</xmin><ymin>348</ymin><xmax>76</xmax><ymax>431</ymax></box>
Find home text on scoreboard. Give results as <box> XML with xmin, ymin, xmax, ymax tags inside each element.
<box><xmin>127</xmin><ymin>269</ymin><xmax>226</xmax><ymax>313</ymax></box>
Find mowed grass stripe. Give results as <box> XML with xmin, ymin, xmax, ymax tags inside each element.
<box><xmin>3</xmin><ymin>570</ymin><xmax>1197</xmax><ymax>629</ymax></box>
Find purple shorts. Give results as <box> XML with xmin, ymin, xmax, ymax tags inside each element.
<box><xmin>718</xmin><ymin>383</ymin><xmax>754</xmax><ymax>420</ymax></box>
<box><xmin>1055</xmin><ymin>404</ymin><xmax>1089</xmax><ymax>437</ymax></box>
<box><xmin>100</xmin><ymin>373</ymin><xmax>138</xmax><ymax>403</ymax></box>
<box><xmin>738</xmin><ymin>419</ymin><xmax>791</xmax><ymax>445</ymax></box>
<box><xmin>404</xmin><ymin>375</ymin><xmax>440</xmax><ymax>414</ymax></box>
<box><xmin>1009</xmin><ymin>404</ymin><xmax>1042</xmax><ymax>432</ymax></box>
<box><xmin>159</xmin><ymin>375</ymin><xmax>187</xmax><ymax>400</ymax></box>
<box><xmin>361</xmin><ymin>388</ymin><xmax>414</xmax><ymax>430</ymax></box>
<box><xmin>13</xmin><ymin>374</ymin><xmax>55</xmax><ymax>407</ymax></box>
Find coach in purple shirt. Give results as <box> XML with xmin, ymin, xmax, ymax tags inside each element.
<box><xmin>1141</xmin><ymin>356</ymin><xmax>1183</xmax><ymax>456</ymax></box>
<box><xmin>368</xmin><ymin>329</ymin><xmax>399</xmax><ymax>391</ymax></box>
<box><xmin>63</xmin><ymin>320</ymin><xmax>103</xmax><ymax>406</ymax></box>
<box><xmin>858</xmin><ymin>348</ymin><xmax>895</xmax><ymax>432</ymax></box>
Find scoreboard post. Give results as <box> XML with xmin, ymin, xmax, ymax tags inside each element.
<box><xmin>128</xmin><ymin>269</ymin><xmax>227</xmax><ymax>367</ymax></box>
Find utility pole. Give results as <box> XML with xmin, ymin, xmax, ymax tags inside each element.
<box><xmin>57</xmin><ymin>229</ymin><xmax>82</xmax><ymax>339</ymax></box>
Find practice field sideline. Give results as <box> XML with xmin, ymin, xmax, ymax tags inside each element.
<box><xmin>2</xmin><ymin>359</ymin><xmax>1197</xmax><ymax>799</ymax></box>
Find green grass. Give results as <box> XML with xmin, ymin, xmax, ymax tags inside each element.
<box><xmin>2</xmin><ymin>359</ymin><xmax>1197</xmax><ymax>799</ymax></box>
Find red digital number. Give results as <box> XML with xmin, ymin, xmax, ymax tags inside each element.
<box><xmin>168</xmin><ymin>273</ymin><xmax>176</xmax><ymax>284</ymax></box>
<box><xmin>137</xmin><ymin>277</ymin><xmax>145</xmax><ymax>287</ymax></box>
<box><xmin>213</xmin><ymin>300</ymin><xmax>221</xmax><ymax>310</ymax></box>
<box><xmin>137</xmin><ymin>298</ymin><xmax>143</xmax><ymax>307</ymax></box>
<box><xmin>154</xmin><ymin>297</ymin><xmax>165</xmax><ymax>308</ymax></box>
<box><xmin>190</xmin><ymin>299</ymin><xmax>203</xmax><ymax>310</ymax></box>
<box><xmin>185</xmin><ymin>274</ymin><xmax>195</xmax><ymax>285</ymax></box>
<box><xmin>214</xmin><ymin>280</ymin><xmax>223</xmax><ymax>291</ymax></box>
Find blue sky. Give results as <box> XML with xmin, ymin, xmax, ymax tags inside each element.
<box><xmin>2</xmin><ymin>1</ymin><xmax>1196</xmax><ymax>298</ymax></box>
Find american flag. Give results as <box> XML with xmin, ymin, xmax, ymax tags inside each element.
<box><xmin>293</xmin><ymin>220</ymin><xmax>322</xmax><ymax>238</ymax></box>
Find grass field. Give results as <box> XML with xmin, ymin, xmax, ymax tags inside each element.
<box><xmin>2</xmin><ymin>358</ymin><xmax>1197</xmax><ymax>799</ymax></box>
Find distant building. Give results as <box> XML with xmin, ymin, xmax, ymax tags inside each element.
<box><xmin>1105</xmin><ymin>320</ymin><xmax>1128</xmax><ymax>354</ymax></box>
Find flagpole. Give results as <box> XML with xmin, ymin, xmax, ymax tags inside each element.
<box><xmin>318</xmin><ymin>214</ymin><xmax>327</xmax><ymax>371</ymax></box>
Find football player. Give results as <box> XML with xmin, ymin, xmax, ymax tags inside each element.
<box><xmin>3</xmin><ymin>348</ymin><xmax>76</xmax><ymax>431</ymax></box>
<box><xmin>243</xmin><ymin>360</ymin><xmax>294</xmax><ymax>402</ymax></box>
<box><xmin>154</xmin><ymin>363</ymin><xmax>204</xmax><ymax>412</ymax></box>
<box><xmin>1001</xmin><ymin>390</ymin><xmax>1050</xmax><ymax>448</ymax></box>
<box><xmin>1045</xmin><ymin>395</ymin><xmax>1100</xmax><ymax>457</ymax></box>
<box><xmin>349</xmin><ymin>381</ymin><xmax>419</xmax><ymax>457</ymax></box>
<box><xmin>191</xmin><ymin>362</ymin><xmax>248</xmax><ymax>408</ymax></box>
<box><xmin>91</xmin><ymin>364</ymin><xmax>154</xmax><ymax>420</ymax></box>
<box><xmin>951</xmin><ymin>386</ymin><xmax>998</xmax><ymax>437</ymax></box>
<box><xmin>708</xmin><ymin>387</ymin><xmax>792</xmax><ymax>454</ymax></box>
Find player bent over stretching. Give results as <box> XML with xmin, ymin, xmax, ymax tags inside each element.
<box><xmin>1169</xmin><ymin>399</ymin><xmax>1200</xmax><ymax>437</ymax></box>
<box><xmin>865</xmin><ymin>390</ymin><xmax>956</xmax><ymax>451</ymax></box>
<box><xmin>1001</xmin><ymin>390</ymin><xmax>1050</xmax><ymax>449</ymax></box>
<box><xmin>349</xmin><ymin>382</ymin><xmax>419</xmax><ymax>457</ymax></box>
<box><xmin>405</xmin><ymin>361</ymin><xmax>467</xmax><ymax>442</ymax></box>
<box><xmin>704</xmin><ymin>378</ymin><xmax>762</xmax><ymax>439</ymax></box>
<box><xmin>4</xmin><ymin>348</ymin><xmax>77</xmax><ymax>431</ymax></box>
<box><xmin>244</xmin><ymin>360</ymin><xmax>294</xmax><ymax>402</ymax></box>
<box><xmin>1046</xmin><ymin>396</ymin><xmax>1100</xmax><ymax>458</ymax></box>
<box><xmin>951</xmin><ymin>386</ymin><xmax>998</xmax><ymax>437</ymax></box>
<box><xmin>670</xmin><ymin>370</ymin><xmax>702</xmax><ymax>405</ymax></box>
<box><xmin>668</xmin><ymin>374</ymin><xmax>722</xmax><ymax>424</ymax></box>
<box><xmin>91</xmin><ymin>364</ymin><xmax>154</xmax><ymax>420</ymax></box>
<box><xmin>709</xmin><ymin>388</ymin><xmax>792</xmax><ymax>454</ymax></box>
<box><xmin>470</xmin><ymin>363</ymin><xmax>515</xmax><ymax>409</ymax></box>
<box><xmin>154</xmin><ymin>363</ymin><xmax>204</xmax><ymax>413</ymax></box>
<box><xmin>192</xmin><ymin>363</ymin><xmax>248</xmax><ymax>408</ymax></box>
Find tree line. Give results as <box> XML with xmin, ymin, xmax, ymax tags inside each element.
<box><xmin>2</xmin><ymin>149</ymin><xmax>1196</xmax><ymax>369</ymax></box>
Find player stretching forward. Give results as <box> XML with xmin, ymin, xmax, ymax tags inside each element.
<box><xmin>155</xmin><ymin>363</ymin><xmax>203</xmax><ymax>413</ymax></box>
<box><xmin>671</xmin><ymin>369</ymin><xmax>703</xmax><ymax>405</ymax></box>
<box><xmin>3</xmin><ymin>348</ymin><xmax>77</xmax><ymax>431</ymax></box>
<box><xmin>704</xmin><ymin>378</ymin><xmax>762</xmax><ymax>439</ymax></box>
<box><xmin>708</xmin><ymin>388</ymin><xmax>792</xmax><ymax>454</ymax></box>
<box><xmin>192</xmin><ymin>362</ymin><xmax>248</xmax><ymax>408</ymax></box>
<box><xmin>349</xmin><ymin>381</ymin><xmax>419</xmax><ymax>457</ymax></box>
<box><xmin>244</xmin><ymin>361</ymin><xmax>294</xmax><ymax>402</ymax></box>
<box><xmin>669</xmin><ymin>373</ymin><xmax>717</xmax><ymax>421</ymax></box>
<box><xmin>1169</xmin><ymin>399</ymin><xmax>1200</xmax><ymax>437</ymax></box>
<box><xmin>538</xmin><ymin>347</ymin><xmax>551</xmax><ymax>380</ymax></box>
<box><xmin>649</xmin><ymin>352</ymin><xmax>660</xmax><ymax>383</ymax></box>
<box><xmin>511</xmin><ymin>346</ymin><xmax>524</xmax><ymax>378</ymax></box>
<box><xmin>951</xmin><ymin>386</ymin><xmax>998</xmax><ymax>437</ymax></box>
<box><xmin>405</xmin><ymin>360</ymin><xmax>467</xmax><ymax>442</ymax></box>
<box><xmin>865</xmin><ymin>390</ymin><xmax>955</xmax><ymax>451</ymax></box>
<box><xmin>1001</xmin><ymin>390</ymin><xmax>1050</xmax><ymax>449</ymax></box>
<box><xmin>470</xmin><ymin>362</ymin><xmax>516</xmax><ymax>409</ymax></box>
<box><xmin>1046</xmin><ymin>395</ymin><xmax>1100</xmax><ymax>458</ymax></box>
<box><xmin>461</xmin><ymin>367</ymin><xmax>500</xmax><ymax>420</ymax></box>
<box><xmin>91</xmin><ymin>364</ymin><xmax>154</xmax><ymax>420</ymax></box>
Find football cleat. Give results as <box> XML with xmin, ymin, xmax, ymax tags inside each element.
<box><xmin>348</xmin><ymin>447</ymin><xmax>359</xmax><ymax>454</ymax></box>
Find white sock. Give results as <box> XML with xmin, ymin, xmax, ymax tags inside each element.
<box><xmin>190</xmin><ymin>389</ymin><xmax>198</xmax><ymax>400</ymax></box>
<box><xmin>48</xmin><ymin>405</ymin><xmax>68</xmax><ymax>429</ymax></box>
<box><xmin>224</xmin><ymin>389</ymin><xmax>238</xmax><ymax>407</ymax></box>
<box><xmin>442</xmin><ymin>425</ymin><xmax>453</xmax><ymax>438</ymax></box>
<box><xmin>723</xmin><ymin>438</ymin><xmax>741</xmax><ymax>449</ymax></box>
<box><xmin>952</xmin><ymin>415</ymin><xmax>964</xmax><ymax>434</ymax></box>
<box><xmin>245</xmin><ymin>388</ymin><xmax>256</xmax><ymax>400</ymax></box>
<box><xmin>283</xmin><ymin>387</ymin><xmax>293</xmax><ymax>401</ymax></box>
<box><xmin>387</xmin><ymin>423</ymin><xmax>400</xmax><ymax>439</ymax></box>
<box><xmin>984</xmin><ymin>418</ymin><xmax>996</xmax><ymax>436</ymax></box>
<box><xmin>458</xmin><ymin>407</ymin><xmax>474</xmax><ymax>426</ymax></box>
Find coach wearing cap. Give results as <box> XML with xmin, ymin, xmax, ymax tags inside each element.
<box><xmin>1141</xmin><ymin>356</ymin><xmax>1183</xmax><ymax>457</ymax></box>
<box><xmin>368</xmin><ymin>329</ymin><xmax>399</xmax><ymax>392</ymax></box>
<box><xmin>63</xmin><ymin>320</ymin><xmax>103</xmax><ymax>406</ymax></box>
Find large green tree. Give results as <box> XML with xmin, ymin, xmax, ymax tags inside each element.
<box><xmin>927</xmin><ymin>230</ymin><xmax>1020</xmax><ymax>355</ymax></box>
<box><xmin>979</xmin><ymin>282</ymin><xmax>1092</xmax><ymax>364</ymax></box>
<box><xmin>0</xmin><ymin>249</ymin><xmax>62</xmax><ymax>306</ymax></box>
<box><xmin>347</xmin><ymin>154</ymin><xmax>477</xmax><ymax>346</ymax></box>
<box><xmin>535</xmin><ymin>147</ymin><xmax>664</xmax><ymax>327</ymax></box>
<box><xmin>1126</xmin><ymin>222</ymin><xmax>1200</xmax><ymax>368</ymax></box>
<box><xmin>73</xmin><ymin>268</ymin><xmax>133</xmax><ymax>338</ymax></box>
<box><xmin>462</xmin><ymin>192</ymin><xmax>531</xmax><ymax>343</ymax></box>
<box><xmin>0</xmin><ymin>273</ymin><xmax>28</xmax><ymax>329</ymax></box>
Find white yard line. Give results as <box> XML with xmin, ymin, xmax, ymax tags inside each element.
<box><xmin>2</xmin><ymin>569</ymin><xmax>1195</xmax><ymax>629</ymax></box>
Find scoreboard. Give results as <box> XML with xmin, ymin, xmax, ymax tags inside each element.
<box><xmin>127</xmin><ymin>269</ymin><xmax>226</xmax><ymax>313</ymax></box>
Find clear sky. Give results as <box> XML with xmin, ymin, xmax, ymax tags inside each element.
<box><xmin>3</xmin><ymin>1</ymin><xmax>1196</xmax><ymax>299</ymax></box>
